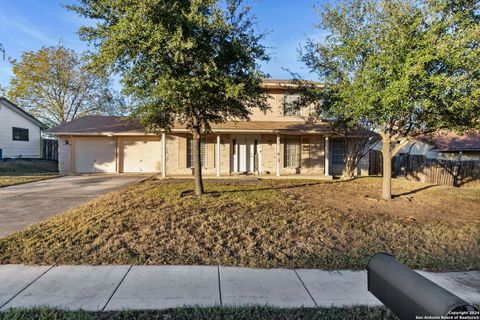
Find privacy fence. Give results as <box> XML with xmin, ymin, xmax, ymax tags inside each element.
<box><xmin>41</xmin><ymin>138</ymin><xmax>58</xmax><ymax>161</ymax></box>
<box><xmin>369</xmin><ymin>151</ymin><xmax>480</xmax><ymax>188</ymax></box>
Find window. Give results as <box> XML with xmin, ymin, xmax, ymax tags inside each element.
<box><xmin>283</xmin><ymin>94</ymin><xmax>301</xmax><ymax>116</ymax></box>
<box><xmin>284</xmin><ymin>137</ymin><xmax>301</xmax><ymax>167</ymax></box>
<box><xmin>187</xmin><ymin>137</ymin><xmax>206</xmax><ymax>168</ymax></box>
<box><xmin>332</xmin><ymin>140</ymin><xmax>345</xmax><ymax>165</ymax></box>
<box><xmin>12</xmin><ymin>127</ymin><xmax>29</xmax><ymax>141</ymax></box>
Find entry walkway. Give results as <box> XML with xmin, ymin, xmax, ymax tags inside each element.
<box><xmin>0</xmin><ymin>265</ymin><xmax>478</xmax><ymax>311</ymax></box>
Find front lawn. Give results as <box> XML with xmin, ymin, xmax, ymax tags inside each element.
<box><xmin>0</xmin><ymin>177</ymin><xmax>478</xmax><ymax>271</ymax></box>
<box><xmin>0</xmin><ymin>174</ymin><xmax>58</xmax><ymax>187</ymax></box>
<box><xmin>0</xmin><ymin>306</ymin><xmax>397</xmax><ymax>320</ymax></box>
<box><xmin>0</xmin><ymin>159</ymin><xmax>58</xmax><ymax>187</ymax></box>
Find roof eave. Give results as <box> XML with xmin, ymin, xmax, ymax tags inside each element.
<box><xmin>0</xmin><ymin>98</ymin><xmax>47</xmax><ymax>129</ymax></box>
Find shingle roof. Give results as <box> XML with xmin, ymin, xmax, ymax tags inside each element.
<box><xmin>46</xmin><ymin>115</ymin><xmax>334</xmax><ymax>135</ymax></box>
<box><xmin>261</xmin><ymin>79</ymin><xmax>323</xmax><ymax>89</ymax></box>
<box><xmin>45</xmin><ymin>116</ymin><xmax>141</xmax><ymax>134</ymax></box>
<box><xmin>419</xmin><ymin>131</ymin><xmax>480</xmax><ymax>152</ymax></box>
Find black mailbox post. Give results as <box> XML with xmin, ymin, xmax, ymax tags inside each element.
<box><xmin>367</xmin><ymin>253</ymin><xmax>478</xmax><ymax>320</ymax></box>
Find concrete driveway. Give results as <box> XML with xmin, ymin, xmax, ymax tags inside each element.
<box><xmin>0</xmin><ymin>175</ymin><xmax>149</xmax><ymax>238</ymax></box>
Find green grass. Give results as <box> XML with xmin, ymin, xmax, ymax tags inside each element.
<box><xmin>0</xmin><ymin>159</ymin><xmax>58</xmax><ymax>187</ymax></box>
<box><xmin>0</xmin><ymin>178</ymin><xmax>478</xmax><ymax>271</ymax></box>
<box><xmin>0</xmin><ymin>306</ymin><xmax>398</xmax><ymax>320</ymax></box>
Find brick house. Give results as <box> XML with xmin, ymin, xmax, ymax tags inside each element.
<box><xmin>47</xmin><ymin>80</ymin><xmax>370</xmax><ymax>177</ymax></box>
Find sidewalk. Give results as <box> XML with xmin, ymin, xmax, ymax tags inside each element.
<box><xmin>0</xmin><ymin>265</ymin><xmax>478</xmax><ymax>311</ymax></box>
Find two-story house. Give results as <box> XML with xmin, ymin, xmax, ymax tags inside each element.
<box><xmin>47</xmin><ymin>80</ymin><xmax>369</xmax><ymax>177</ymax></box>
<box><xmin>0</xmin><ymin>97</ymin><xmax>46</xmax><ymax>159</ymax></box>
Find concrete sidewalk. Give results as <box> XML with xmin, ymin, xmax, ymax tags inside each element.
<box><xmin>0</xmin><ymin>265</ymin><xmax>478</xmax><ymax>311</ymax></box>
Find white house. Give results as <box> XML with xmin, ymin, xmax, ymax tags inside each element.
<box><xmin>0</xmin><ymin>97</ymin><xmax>46</xmax><ymax>159</ymax></box>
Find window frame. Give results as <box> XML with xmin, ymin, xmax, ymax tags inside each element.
<box><xmin>284</xmin><ymin>136</ymin><xmax>301</xmax><ymax>168</ymax></box>
<box><xmin>283</xmin><ymin>94</ymin><xmax>302</xmax><ymax>116</ymax></box>
<box><xmin>186</xmin><ymin>137</ymin><xmax>206</xmax><ymax>168</ymax></box>
<box><xmin>331</xmin><ymin>140</ymin><xmax>345</xmax><ymax>165</ymax></box>
<box><xmin>12</xmin><ymin>127</ymin><xmax>29</xmax><ymax>141</ymax></box>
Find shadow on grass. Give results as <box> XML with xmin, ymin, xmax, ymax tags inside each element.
<box><xmin>392</xmin><ymin>185</ymin><xmax>436</xmax><ymax>198</ymax></box>
<box><xmin>206</xmin><ymin>181</ymin><xmax>332</xmax><ymax>195</ymax></box>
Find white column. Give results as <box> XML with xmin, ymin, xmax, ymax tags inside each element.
<box><xmin>162</xmin><ymin>132</ymin><xmax>166</xmax><ymax>177</ymax></box>
<box><xmin>216</xmin><ymin>133</ymin><xmax>221</xmax><ymax>177</ymax></box>
<box><xmin>258</xmin><ymin>143</ymin><xmax>262</xmax><ymax>175</ymax></box>
<box><xmin>324</xmin><ymin>136</ymin><xmax>329</xmax><ymax>176</ymax></box>
<box><xmin>276</xmin><ymin>133</ymin><xmax>281</xmax><ymax>177</ymax></box>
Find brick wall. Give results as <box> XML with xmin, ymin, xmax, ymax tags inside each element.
<box><xmin>57</xmin><ymin>136</ymin><xmax>72</xmax><ymax>174</ymax></box>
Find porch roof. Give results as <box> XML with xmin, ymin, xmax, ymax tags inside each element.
<box><xmin>46</xmin><ymin>115</ymin><xmax>334</xmax><ymax>135</ymax></box>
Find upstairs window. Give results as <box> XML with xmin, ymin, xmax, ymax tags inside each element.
<box><xmin>284</xmin><ymin>137</ymin><xmax>301</xmax><ymax>167</ymax></box>
<box><xmin>12</xmin><ymin>127</ymin><xmax>29</xmax><ymax>141</ymax></box>
<box><xmin>283</xmin><ymin>94</ymin><xmax>301</xmax><ymax>116</ymax></box>
<box><xmin>187</xmin><ymin>137</ymin><xmax>206</xmax><ymax>168</ymax></box>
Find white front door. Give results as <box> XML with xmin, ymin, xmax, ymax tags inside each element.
<box><xmin>233</xmin><ymin>136</ymin><xmax>258</xmax><ymax>173</ymax></box>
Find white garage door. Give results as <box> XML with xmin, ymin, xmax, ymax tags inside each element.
<box><xmin>122</xmin><ymin>139</ymin><xmax>162</xmax><ymax>172</ymax></box>
<box><xmin>75</xmin><ymin>138</ymin><xmax>116</xmax><ymax>173</ymax></box>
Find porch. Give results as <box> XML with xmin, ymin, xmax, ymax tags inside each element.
<box><xmin>161</xmin><ymin>132</ymin><xmax>352</xmax><ymax>178</ymax></box>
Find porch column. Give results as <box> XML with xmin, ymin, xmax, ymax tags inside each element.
<box><xmin>216</xmin><ymin>133</ymin><xmax>221</xmax><ymax>177</ymax></box>
<box><xmin>276</xmin><ymin>133</ymin><xmax>281</xmax><ymax>177</ymax></box>
<box><xmin>161</xmin><ymin>132</ymin><xmax>166</xmax><ymax>177</ymax></box>
<box><xmin>258</xmin><ymin>143</ymin><xmax>262</xmax><ymax>175</ymax></box>
<box><xmin>324</xmin><ymin>136</ymin><xmax>329</xmax><ymax>176</ymax></box>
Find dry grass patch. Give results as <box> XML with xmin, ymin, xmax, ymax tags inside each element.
<box><xmin>0</xmin><ymin>174</ymin><xmax>58</xmax><ymax>187</ymax></box>
<box><xmin>0</xmin><ymin>159</ymin><xmax>58</xmax><ymax>187</ymax></box>
<box><xmin>0</xmin><ymin>177</ymin><xmax>478</xmax><ymax>271</ymax></box>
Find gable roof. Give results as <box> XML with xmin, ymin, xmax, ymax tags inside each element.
<box><xmin>46</xmin><ymin>115</ymin><xmax>336</xmax><ymax>135</ymax></box>
<box><xmin>0</xmin><ymin>97</ymin><xmax>47</xmax><ymax>129</ymax></box>
<box><xmin>418</xmin><ymin>131</ymin><xmax>480</xmax><ymax>152</ymax></box>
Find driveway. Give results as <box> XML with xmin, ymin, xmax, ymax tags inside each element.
<box><xmin>0</xmin><ymin>175</ymin><xmax>149</xmax><ymax>238</ymax></box>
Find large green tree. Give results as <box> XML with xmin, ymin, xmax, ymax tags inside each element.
<box><xmin>8</xmin><ymin>45</ymin><xmax>124</xmax><ymax>127</ymax></box>
<box><xmin>297</xmin><ymin>0</ymin><xmax>480</xmax><ymax>199</ymax></box>
<box><xmin>68</xmin><ymin>0</ymin><xmax>269</xmax><ymax>195</ymax></box>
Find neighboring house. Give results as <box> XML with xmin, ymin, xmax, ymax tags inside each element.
<box><xmin>0</xmin><ymin>97</ymin><xmax>46</xmax><ymax>159</ymax></box>
<box><xmin>46</xmin><ymin>80</ymin><xmax>370</xmax><ymax>176</ymax></box>
<box><xmin>395</xmin><ymin>132</ymin><xmax>480</xmax><ymax>160</ymax></box>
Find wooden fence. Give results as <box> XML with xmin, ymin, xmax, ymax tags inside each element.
<box><xmin>41</xmin><ymin>138</ymin><xmax>58</xmax><ymax>161</ymax></box>
<box><xmin>369</xmin><ymin>151</ymin><xmax>480</xmax><ymax>188</ymax></box>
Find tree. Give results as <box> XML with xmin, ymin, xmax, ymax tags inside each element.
<box><xmin>8</xmin><ymin>45</ymin><xmax>124</xmax><ymax>127</ymax></box>
<box><xmin>284</xmin><ymin>83</ymin><xmax>380</xmax><ymax>179</ymax></box>
<box><xmin>0</xmin><ymin>43</ymin><xmax>5</xmax><ymax>60</ymax></box>
<box><xmin>297</xmin><ymin>0</ymin><xmax>480</xmax><ymax>199</ymax></box>
<box><xmin>68</xmin><ymin>0</ymin><xmax>269</xmax><ymax>195</ymax></box>
<box><xmin>332</xmin><ymin>123</ymin><xmax>379</xmax><ymax>180</ymax></box>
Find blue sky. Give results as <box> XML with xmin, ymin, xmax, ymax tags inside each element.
<box><xmin>0</xmin><ymin>0</ymin><xmax>327</xmax><ymax>91</ymax></box>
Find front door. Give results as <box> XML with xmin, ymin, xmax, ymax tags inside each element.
<box><xmin>232</xmin><ymin>135</ymin><xmax>258</xmax><ymax>173</ymax></box>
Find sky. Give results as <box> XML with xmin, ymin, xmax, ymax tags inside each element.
<box><xmin>0</xmin><ymin>0</ymin><xmax>328</xmax><ymax>91</ymax></box>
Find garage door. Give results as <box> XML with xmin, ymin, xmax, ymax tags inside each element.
<box><xmin>75</xmin><ymin>138</ymin><xmax>116</xmax><ymax>173</ymax></box>
<box><xmin>121</xmin><ymin>139</ymin><xmax>162</xmax><ymax>172</ymax></box>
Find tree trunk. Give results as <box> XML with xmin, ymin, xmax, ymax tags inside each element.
<box><xmin>381</xmin><ymin>137</ymin><xmax>392</xmax><ymax>200</ymax></box>
<box><xmin>192</xmin><ymin>127</ymin><xmax>205</xmax><ymax>196</ymax></box>
<box><xmin>343</xmin><ymin>136</ymin><xmax>355</xmax><ymax>179</ymax></box>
